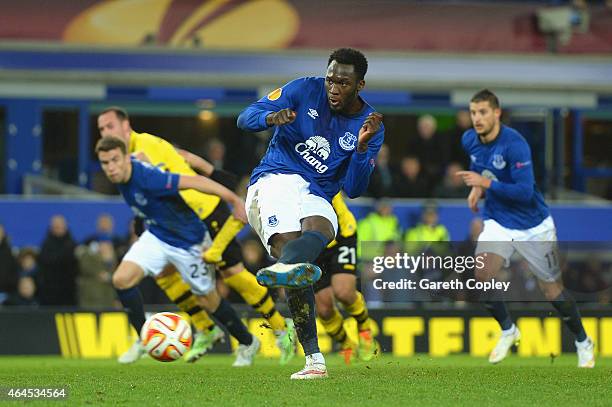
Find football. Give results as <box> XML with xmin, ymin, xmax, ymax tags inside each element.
<box><xmin>140</xmin><ymin>312</ymin><xmax>193</xmax><ymax>362</ymax></box>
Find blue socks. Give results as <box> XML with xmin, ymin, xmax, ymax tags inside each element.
<box><xmin>483</xmin><ymin>301</ymin><xmax>513</xmax><ymax>331</ymax></box>
<box><xmin>278</xmin><ymin>231</ymin><xmax>328</xmax><ymax>357</ymax></box>
<box><xmin>286</xmin><ymin>286</ymin><xmax>320</xmax><ymax>356</ymax></box>
<box><xmin>116</xmin><ymin>287</ymin><xmax>146</xmax><ymax>334</ymax></box>
<box><xmin>551</xmin><ymin>290</ymin><xmax>587</xmax><ymax>342</ymax></box>
<box><xmin>212</xmin><ymin>298</ymin><xmax>253</xmax><ymax>346</ymax></box>
<box><xmin>278</xmin><ymin>230</ymin><xmax>328</xmax><ymax>264</ymax></box>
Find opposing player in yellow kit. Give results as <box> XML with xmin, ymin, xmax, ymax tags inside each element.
<box><xmin>98</xmin><ymin>107</ymin><xmax>295</xmax><ymax>365</ymax></box>
<box><xmin>314</xmin><ymin>193</ymin><xmax>379</xmax><ymax>363</ymax></box>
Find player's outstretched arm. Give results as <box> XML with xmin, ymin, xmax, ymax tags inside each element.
<box><xmin>176</xmin><ymin>148</ymin><xmax>214</xmax><ymax>176</ymax></box>
<box><xmin>237</xmin><ymin>78</ymin><xmax>306</xmax><ymax>131</ymax></box>
<box><xmin>177</xmin><ymin>148</ymin><xmax>239</xmax><ymax>190</ymax></box>
<box><xmin>178</xmin><ymin>175</ymin><xmax>247</xmax><ymax>223</ymax></box>
<box><xmin>344</xmin><ymin>112</ymin><xmax>384</xmax><ymax>198</ymax></box>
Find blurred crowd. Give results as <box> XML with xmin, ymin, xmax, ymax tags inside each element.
<box><xmin>1</xmin><ymin>203</ymin><xmax>609</xmax><ymax>309</ymax></box>
<box><xmin>365</xmin><ymin>112</ymin><xmax>471</xmax><ymax>199</ymax></box>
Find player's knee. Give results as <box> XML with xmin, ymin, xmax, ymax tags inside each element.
<box><xmin>270</xmin><ymin>232</ymin><xmax>301</xmax><ymax>256</ymax></box>
<box><xmin>316</xmin><ymin>300</ymin><xmax>334</xmax><ymax>320</ymax></box>
<box><xmin>112</xmin><ymin>272</ymin><xmax>133</xmax><ymax>290</ymax></box>
<box><xmin>334</xmin><ymin>285</ymin><xmax>357</xmax><ymax>306</ymax></box>
<box><xmin>219</xmin><ymin>262</ymin><xmax>242</xmax><ymax>279</ymax></box>
<box><xmin>302</xmin><ymin>216</ymin><xmax>335</xmax><ymax>243</ymax></box>
<box><xmin>540</xmin><ymin>281</ymin><xmax>562</xmax><ymax>301</ymax></box>
<box><xmin>196</xmin><ymin>290</ymin><xmax>221</xmax><ymax>312</ymax></box>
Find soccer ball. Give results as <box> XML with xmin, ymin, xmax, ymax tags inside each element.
<box><xmin>140</xmin><ymin>312</ymin><xmax>192</xmax><ymax>362</ymax></box>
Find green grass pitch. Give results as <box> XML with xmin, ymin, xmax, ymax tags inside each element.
<box><xmin>0</xmin><ymin>355</ymin><xmax>610</xmax><ymax>406</ymax></box>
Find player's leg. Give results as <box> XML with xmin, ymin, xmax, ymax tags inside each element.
<box><xmin>204</xmin><ymin>202</ymin><xmax>294</xmax><ymax>363</ymax></box>
<box><xmin>155</xmin><ymin>266</ymin><xmax>224</xmax><ymax>363</ymax></box>
<box><xmin>168</xmin><ymin>243</ymin><xmax>259</xmax><ymax>367</ymax></box>
<box><xmin>270</xmin><ymin>216</ymin><xmax>334</xmax><ymax>379</ymax></box>
<box><xmin>329</xmin><ymin>234</ymin><xmax>379</xmax><ymax>361</ymax></box>
<box><xmin>517</xmin><ymin>233</ymin><xmax>594</xmax><ymax>368</ymax></box>
<box><xmin>115</xmin><ymin>230</ymin><xmax>169</xmax><ymax>363</ymax></box>
<box><xmin>332</xmin><ymin>274</ymin><xmax>379</xmax><ymax>361</ymax></box>
<box><xmin>112</xmin><ymin>260</ymin><xmax>146</xmax><ymax>334</ymax></box>
<box><xmin>541</xmin><ymin>280</ymin><xmax>594</xmax><ymax>368</ymax></box>
<box><xmin>475</xmin><ymin>251</ymin><xmax>520</xmax><ymax>363</ymax></box>
<box><xmin>475</xmin><ymin>222</ymin><xmax>520</xmax><ymax>364</ymax></box>
<box><xmin>204</xmin><ymin>203</ymin><xmax>289</xmax><ymax>334</ymax></box>
<box><xmin>222</xmin><ymin>260</ymin><xmax>296</xmax><ymax>365</ymax></box>
<box><xmin>245</xmin><ymin>174</ymin><xmax>334</xmax><ymax>378</ymax></box>
<box><xmin>315</xmin><ymin>284</ymin><xmax>357</xmax><ymax>364</ymax></box>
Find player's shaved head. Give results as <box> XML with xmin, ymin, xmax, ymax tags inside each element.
<box><xmin>471</xmin><ymin>89</ymin><xmax>500</xmax><ymax>110</ymax></box>
<box><xmin>100</xmin><ymin>106</ymin><xmax>129</xmax><ymax>122</ymax></box>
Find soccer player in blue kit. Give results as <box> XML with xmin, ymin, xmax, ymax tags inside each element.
<box><xmin>237</xmin><ymin>48</ymin><xmax>384</xmax><ymax>379</ymax></box>
<box><xmin>458</xmin><ymin>89</ymin><xmax>595</xmax><ymax>368</ymax></box>
<box><xmin>95</xmin><ymin>137</ymin><xmax>261</xmax><ymax>366</ymax></box>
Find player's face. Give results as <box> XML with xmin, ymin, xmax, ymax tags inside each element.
<box><xmin>98</xmin><ymin>148</ymin><xmax>130</xmax><ymax>184</ymax></box>
<box><xmin>98</xmin><ymin>112</ymin><xmax>130</xmax><ymax>141</ymax></box>
<box><xmin>469</xmin><ymin>101</ymin><xmax>500</xmax><ymax>137</ymax></box>
<box><xmin>325</xmin><ymin>61</ymin><xmax>364</xmax><ymax>113</ymax></box>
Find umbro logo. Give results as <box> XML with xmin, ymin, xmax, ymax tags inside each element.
<box><xmin>307</xmin><ymin>108</ymin><xmax>319</xmax><ymax>119</ymax></box>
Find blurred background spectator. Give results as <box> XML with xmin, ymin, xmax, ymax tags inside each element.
<box><xmin>205</xmin><ymin>138</ymin><xmax>226</xmax><ymax>170</ymax></box>
<box><xmin>407</xmin><ymin>115</ymin><xmax>448</xmax><ymax>188</ymax></box>
<box><xmin>367</xmin><ymin>144</ymin><xmax>395</xmax><ymax>198</ymax></box>
<box><xmin>444</xmin><ymin>110</ymin><xmax>472</xmax><ymax>168</ymax></box>
<box><xmin>434</xmin><ymin>162</ymin><xmax>470</xmax><ymax>198</ymax></box>
<box><xmin>0</xmin><ymin>225</ymin><xmax>19</xmax><ymax>305</ymax></box>
<box><xmin>37</xmin><ymin>215</ymin><xmax>78</xmax><ymax>306</ymax></box>
<box><xmin>76</xmin><ymin>235</ymin><xmax>118</xmax><ymax>309</ymax></box>
<box><xmin>393</xmin><ymin>156</ymin><xmax>430</xmax><ymax>198</ymax></box>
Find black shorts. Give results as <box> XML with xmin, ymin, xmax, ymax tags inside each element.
<box><xmin>314</xmin><ymin>234</ymin><xmax>358</xmax><ymax>293</ymax></box>
<box><xmin>202</xmin><ymin>201</ymin><xmax>244</xmax><ymax>270</ymax></box>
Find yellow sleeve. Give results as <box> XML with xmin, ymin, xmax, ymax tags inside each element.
<box><xmin>332</xmin><ymin>193</ymin><xmax>357</xmax><ymax>238</ymax></box>
<box><xmin>131</xmin><ymin>132</ymin><xmax>195</xmax><ymax>175</ymax></box>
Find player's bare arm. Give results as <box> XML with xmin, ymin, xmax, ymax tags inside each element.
<box><xmin>176</xmin><ymin>148</ymin><xmax>214</xmax><ymax>176</ymax></box>
<box><xmin>178</xmin><ymin>175</ymin><xmax>247</xmax><ymax>223</ymax></box>
<box><xmin>467</xmin><ymin>186</ymin><xmax>483</xmax><ymax>213</ymax></box>
<box><xmin>265</xmin><ymin>108</ymin><xmax>296</xmax><ymax>126</ymax></box>
<box><xmin>357</xmin><ymin>112</ymin><xmax>383</xmax><ymax>152</ymax></box>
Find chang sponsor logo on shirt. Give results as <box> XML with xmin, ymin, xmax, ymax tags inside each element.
<box><xmin>294</xmin><ymin>136</ymin><xmax>330</xmax><ymax>173</ymax></box>
<box><xmin>481</xmin><ymin>169</ymin><xmax>498</xmax><ymax>181</ymax></box>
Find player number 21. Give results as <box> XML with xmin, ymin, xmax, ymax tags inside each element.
<box><xmin>338</xmin><ymin>246</ymin><xmax>356</xmax><ymax>264</ymax></box>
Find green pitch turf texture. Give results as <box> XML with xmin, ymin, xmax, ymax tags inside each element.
<box><xmin>1</xmin><ymin>355</ymin><xmax>609</xmax><ymax>406</ymax></box>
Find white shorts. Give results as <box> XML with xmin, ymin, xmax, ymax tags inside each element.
<box><xmin>476</xmin><ymin>216</ymin><xmax>560</xmax><ymax>282</ymax></box>
<box><xmin>245</xmin><ymin>173</ymin><xmax>338</xmax><ymax>255</ymax></box>
<box><xmin>122</xmin><ymin>230</ymin><xmax>215</xmax><ymax>295</ymax></box>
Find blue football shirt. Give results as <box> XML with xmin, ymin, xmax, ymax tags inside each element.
<box><xmin>118</xmin><ymin>159</ymin><xmax>205</xmax><ymax>249</ymax></box>
<box><xmin>237</xmin><ymin>77</ymin><xmax>385</xmax><ymax>201</ymax></box>
<box><xmin>462</xmin><ymin>125</ymin><xmax>549</xmax><ymax>229</ymax></box>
